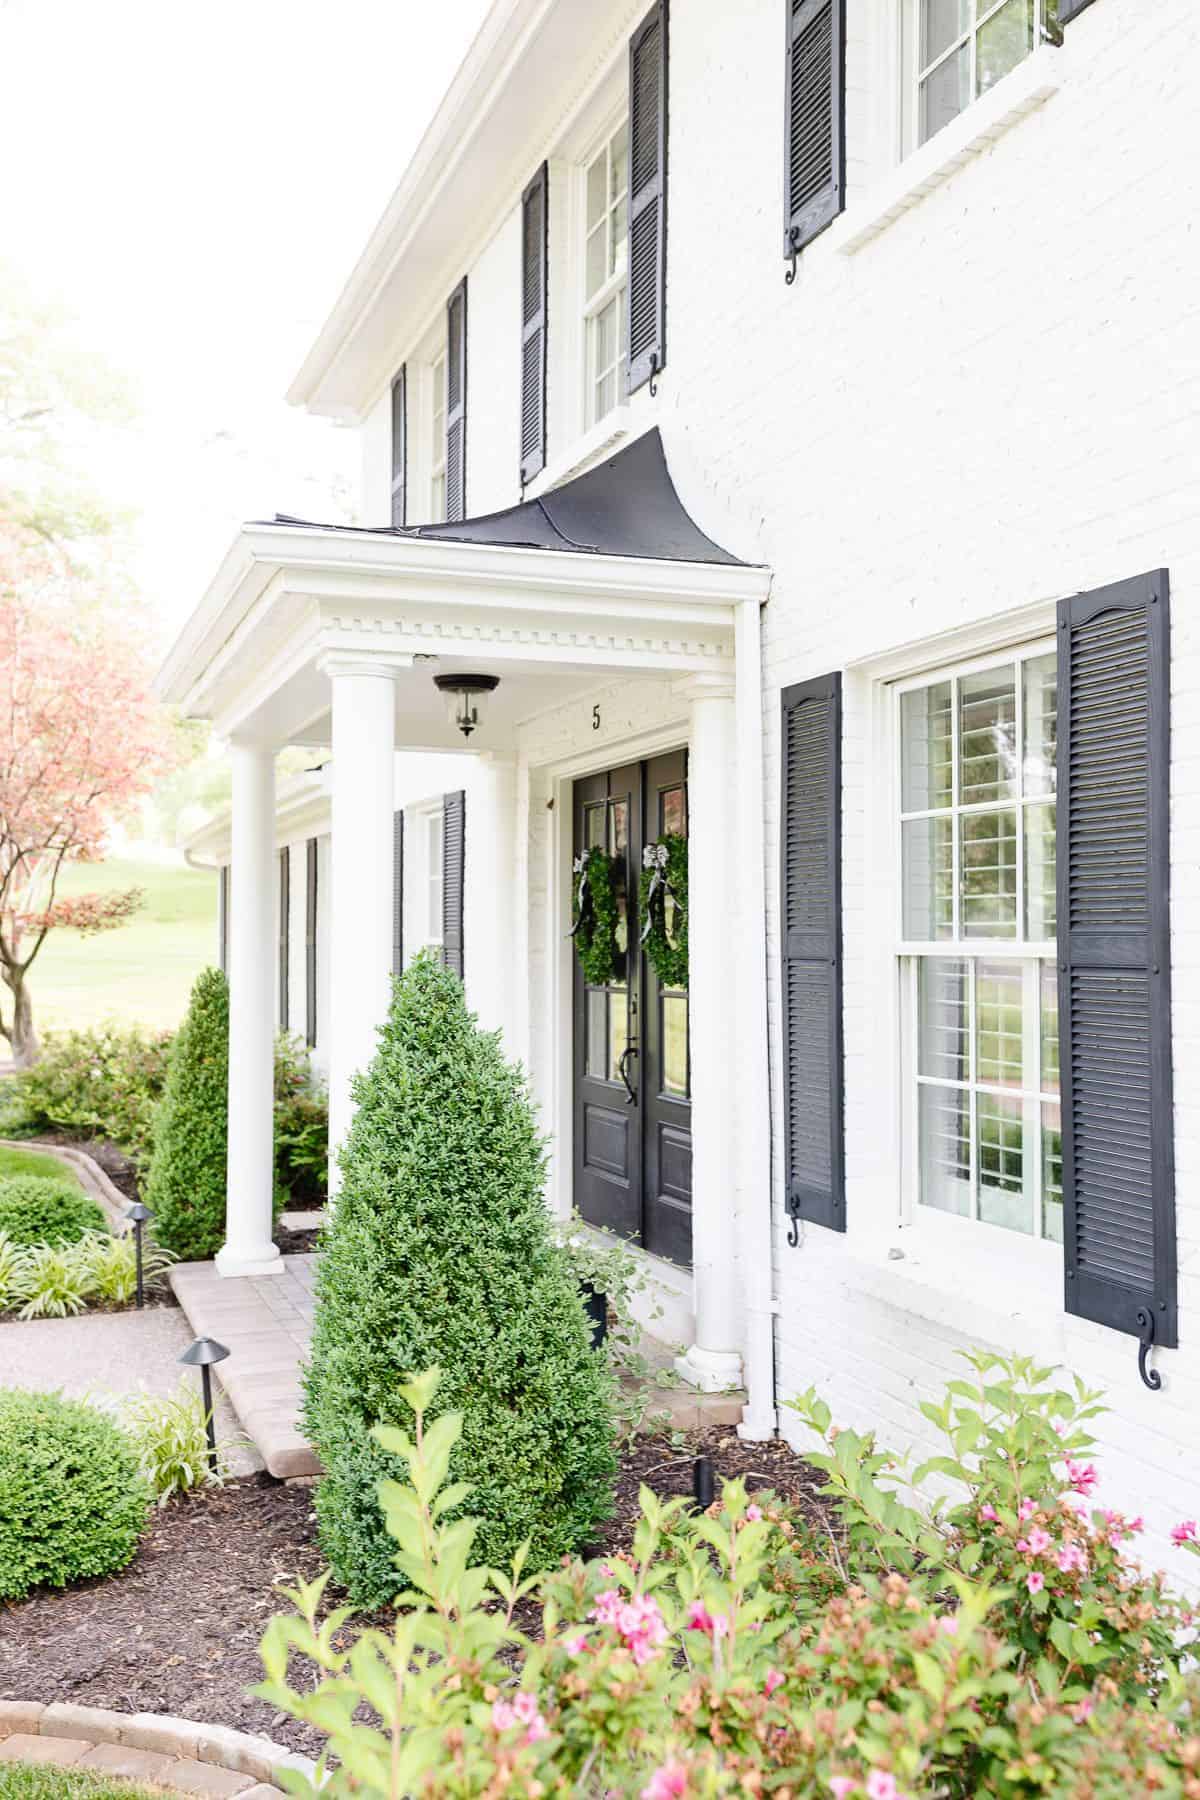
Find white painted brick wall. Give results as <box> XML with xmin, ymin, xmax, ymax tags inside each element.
<box><xmin>348</xmin><ymin>0</ymin><xmax>1200</xmax><ymax>1570</ymax></box>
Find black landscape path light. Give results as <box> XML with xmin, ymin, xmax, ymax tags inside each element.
<box><xmin>179</xmin><ymin>1336</ymin><xmax>230</xmax><ymax>1470</ymax></box>
<box><xmin>692</xmin><ymin>1454</ymin><xmax>715</xmax><ymax>1512</ymax></box>
<box><xmin>124</xmin><ymin>1201</ymin><xmax>152</xmax><ymax>1308</ymax></box>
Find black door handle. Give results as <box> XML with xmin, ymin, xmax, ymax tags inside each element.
<box><xmin>617</xmin><ymin>1043</ymin><xmax>639</xmax><ymax>1106</ymax></box>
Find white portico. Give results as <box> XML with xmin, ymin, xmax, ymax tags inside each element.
<box><xmin>157</xmin><ymin>433</ymin><xmax>774</xmax><ymax>1417</ymax></box>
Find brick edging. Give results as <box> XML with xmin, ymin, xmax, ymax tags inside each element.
<box><xmin>0</xmin><ymin>1701</ymin><xmax>319</xmax><ymax>1794</ymax></box>
<box><xmin>0</xmin><ymin>1139</ymin><xmax>129</xmax><ymax>1234</ymax></box>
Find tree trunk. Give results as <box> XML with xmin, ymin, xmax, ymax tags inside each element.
<box><xmin>7</xmin><ymin>971</ymin><xmax>38</xmax><ymax>1068</ymax></box>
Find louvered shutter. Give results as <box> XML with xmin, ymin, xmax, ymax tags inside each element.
<box><xmin>392</xmin><ymin>809</ymin><xmax>405</xmax><ymax>979</ymax></box>
<box><xmin>445</xmin><ymin>279</ymin><xmax>468</xmax><ymax>523</ymax></box>
<box><xmin>305</xmin><ymin>837</ymin><xmax>318</xmax><ymax>1049</ymax></box>
<box><xmin>217</xmin><ymin>865</ymin><xmax>229</xmax><ymax>975</ymax></box>
<box><xmin>390</xmin><ymin>367</ymin><xmax>407</xmax><ymax>528</ymax></box>
<box><xmin>442</xmin><ymin>790</ymin><xmax>465</xmax><ymax>981</ymax></box>
<box><xmin>783</xmin><ymin>0</ymin><xmax>845</xmax><ymax>261</ymax></box>
<box><xmin>780</xmin><ymin>672</ymin><xmax>844</xmax><ymax>1233</ymax></box>
<box><xmin>520</xmin><ymin>164</ymin><xmax>548</xmax><ymax>487</ymax></box>
<box><xmin>1059</xmin><ymin>0</ymin><xmax>1099</xmax><ymax>22</ymax></box>
<box><xmin>1058</xmin><ymin>570</ymin><xmax>1175</xmax><ymax>1348</ymax></box>
<box><xmin>278</xmin><ymin>846</ymin><xmax>290</xmax><ymax>1031</ymax></box>
<box><xmin>626</xmin><ymin>1</ymin><xmax>667</xmax><ymax>396</ymax></box>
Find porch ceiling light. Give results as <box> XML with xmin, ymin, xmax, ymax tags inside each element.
<box><xmin>434</xmin><ymin>672</ymin><xmax>499</xmax><ymax>739</ymax></box>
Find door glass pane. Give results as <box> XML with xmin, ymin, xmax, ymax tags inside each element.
<box><xmin>919</xmin><ymin>40</ymin><xmax>970</xmax><ymax>143</ymax></box>
<box><xmin>976</xmin><ymin>959</ymin><xmax>1024</xmax><ymax>1089</ymax></box>
<box><xmin>610</xmin><ymin>798</ymin><xmax>628</xmax><ymax>853</ymax></box>
<box><xmin>919</xmin><ymin>1084</ymin><xmax>971</xmax><ymax>1215</ymax></box>
<box><xmin>1023</xmin><ymin>652</ymin><xmax>1057</xmax><ymax>797</ymax></box>
<box><xmin>977</xmin><ymin>1092</ymin><xmax>1031</xmax><ymax>1234</ymax></box>
<box><xmin>959</xmin><ymin>667</ymin><xmax>1017</xmax><ymax>805</ymax></box>
<box><xmin>662</xmin><ymin>994</ymin><xmax>688</xmax><ymax>1097</ymax></box>
<box><xmin>1040</xmin><ymin>963</ymin><xmax>1059</xmax><ymax>1095</ymax></box>
<box><xmin>918</xmin><ymin>958</ymin><xmax>968</xmax><ymax>1082</ymax></box>
<box><xmin>901</xmin><ymin>681</ymin><xmax>953</xmax><ymax>812</ymax></box>
<box><xmin>1024</xmin><ymin>801</ymin><xmax>1056</xmax><ymax>939</ymax></box>
<box><xmin>961</xmin><ymin>808</ymin><xmax>1017</xmax><ymax>937</ymax></box>
<box><xmin>661</xmin><ymin>785</ymin><xmax>686</xmax><ymax>835</ymax></box>
<box><xmin>607</xmin><ymin>988</ymin><xmax>629</xmax><ymax>1083</ymax></box>
<box><xmin>585</xmin><ymin>988</ymin><xmax>607</xmax><ymax>1078</ymax></box>
<box><xmin>585</xmin><ymin>804</ymin><xmax>605</xmax><ymax>849</ymax></box>
<box><xmin>977</xmin><ymin>0</ymin><xmax>1034</xmax><ymax>99</ymax></box>
<box><xmin>1042</xmin><ymin>1101</ymin><xmax>1063</xmax><ymax>1242</ymax></box>
<box><xmin>902</xmin><ymin>816</ymin><xmax>954</xmax><ymax>938</ymax></box>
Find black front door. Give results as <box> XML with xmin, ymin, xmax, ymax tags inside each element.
<box><xmin>572</xmin><ymin>751</ymin><xmax>692</xmax><ymax>1266</ymax></box>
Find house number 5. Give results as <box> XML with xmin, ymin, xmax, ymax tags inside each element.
<box><xmin>592</xmin><ymin>705</ymin><xmax>601</xmax><ymax>731</ymax></box>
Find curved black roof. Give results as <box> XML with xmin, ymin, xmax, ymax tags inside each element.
<box><xmin>269</xmin><ymin>428</ymin><xmax>747</xmax><ymax>566</ymax></box>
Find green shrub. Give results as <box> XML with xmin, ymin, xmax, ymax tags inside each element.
<box><xmin>0</xmin><ymin>1388</ymin><xmax>149</xmax><ymax>1598</ymax></box>
<box><xmin>0</xmin><ymin>1231</ymin><xmax>24</xmax><ymax>1309</ymax></box>
<box><xmin>0</xmin><ymin>1175</ymin><xmax>106</xmax><ymax>1247</ymax></box>
<box><xmin>7</xmin><ymin>1025</ymin><xmax>173</xmax><ymax>1169</ymax></box>
<box><xmin>303</xmin><ymin>952</ymin><xmax>616</xmax><ymax>1605</ymax></box>
<box><xmin>12</xmin><ymin>1241</ymin><xmax>94</xmax><ymax>1318</ymax></box>
<box><xmin>144</xmin><ymin>968</ymin><xmax>229</xmax><ymax>1260</ymax></box>
<box><xmin>122</xmin><ymin>1379</ymin><xmax>231</xmax><ymax>1502</ymax></box>
<box><xmin>274</xmin><ymin>1034</ymin><xmax>328</xmax><ymax>1208</ymax></box>
<box><xmin>78</xmin><ymin>1230</ymin><xmax>175</xmax><ymax>1306</ymax></box>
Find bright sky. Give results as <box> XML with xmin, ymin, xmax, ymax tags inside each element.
<box><xmin>0</xmin><ymin>0</ymin><xmax>490</xmax><ymax>642</ymax></box>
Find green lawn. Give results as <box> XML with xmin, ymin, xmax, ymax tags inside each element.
<box><xmin>0</xmin><ymin>1769</ymin><xmax>161</xmax><ymax>1800</ymax></box>
<box><xmin>25</xmin><ymin>854</ymin><xmax>218</xmax><ymax>1037</ymax></box>
<box><xmin>0</xmin><ymin>1144</ymin><xmax>82</xmax><ymax>1187</ymax></box>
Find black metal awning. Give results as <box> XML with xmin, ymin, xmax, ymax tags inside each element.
<box><xmin>268</xmin><ymin>428</ymin><xmax>747</xmax><ymax>567</ymax></box>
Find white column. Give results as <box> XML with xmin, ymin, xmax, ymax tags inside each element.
<box><xmin>217</xmin><ymin>742</ymin><xmax>282</xmax><ymax>1278</ymax></box>
<box><xmin>676</xmin><ymin>675</ymin><xmax>743</xmax><ymax>1393</ymax></box>
<box><xmin>464</xmin><ymin>755</ymin><xmax>518</xmax><ymax>1046</ymax></box>
<box><xmin>324</xmin><ymin>656</ymin><xmax>402</xmax><ymax>1182</ymax></box>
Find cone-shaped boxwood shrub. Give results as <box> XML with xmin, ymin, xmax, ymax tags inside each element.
<box><xmin>0</xmin><ymin>1388</ymin><xmax>149</xmax><ymax>1598</ymax></box>
<box><xmin>0</xmin><ymin>1175</ymin><xmax>106</xmax><ymax>1246</ymax></box>
<box><xmin>145</xmin><ymin>967</ymin><xmax>229</xmax><ymax>1260</ymax></box>
<box><xmin>304</xmin><ymin>951</ymin><xmax>616</xmax><ymax>1605</ymax></box>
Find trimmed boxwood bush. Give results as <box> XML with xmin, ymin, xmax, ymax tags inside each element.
<box><xmin>145</xmin><ymin>968</ymin><xmax>229</xmax><ymax>1260</ymax></box>
<box><xmin>0</xmin><ymin>1388</ymin><xmax>149</xmax><ymax>1598</ymax></box>
<box><xmin>0</xmin><ymin>1175</ymin><xmax>106</xmax><ymax>1246</ymax></box>
<box><xmin>304</xmin><ymin>951</ymin><xmax>616</xmax><ymax>1605</ymax></box>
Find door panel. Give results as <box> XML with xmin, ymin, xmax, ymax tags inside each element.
<box><xmin>572</xmin><ymin>751</ymin><xmax>692</xmax><ymax>1266</ymax></box>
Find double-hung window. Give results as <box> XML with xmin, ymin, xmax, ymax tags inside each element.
<box><xmin>898</xmin><ymin>642</ymin><xmax>1061</xmax><ymax>1243</ymax></box>
<box><xmin>430</xmin><ymin>352</ymin><xmax>447</xmax><ymax>523</ymax></box>
<box><xmin>908</xmin><ymin>0</ymin><xmax>1055</xmax><ymax>148</ymax></box>
<box><xmin>583</xmin><ymin>123</ymin><xmax>629</xmax><ymax>427</ymax></box>
<box><xmin>426</xmin><ymin>810</ymin><xmax>444</xmax><ymax>948</ymax></box>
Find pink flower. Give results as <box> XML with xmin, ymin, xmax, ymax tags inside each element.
<box><xmin>979</xmin><ymin>1503</ymin><xmax>997</xmax><ymax>1522</ymax></box>
<box><xmin>938</xmin><ymin>1615</ymin><xmax>959</xmax><ymax>1636</ymax></box>
<box><xmin>492</xmin><ymin>1692</ymin><xmax>550</xmax><ymax>1745</ymax></box>
<box><xmin>491</xmin><ymin>1700</ymin><xmax>515</xmax><ymax>1731</ymax></box>
<box><xmin>591</xmin><ymin>1589</ymin><xmax>624</xmax><ymax>1625</ymax></box>
<box><xmin>829</xmin><ymin>1783</ymin><xmax>856</xmax><ymax>1799</ymax></box>
<box><xmin>1057</xmin><ymin>1543</ymin><xmax>1088</xmax><ymax>1574</ymax></box>
<box><xmin>563</xmin><ymin>1633</ymin><xmax>587</xmax><ymax>1656</ymax></box>
<box><xmin>641</xmin><ymin>1762</ymin><xmax>689</xmax><ymax>1800</ymax></box>
<box><xmin>1026</xmin><ymin>1526</ymin><xmax>1052</xmax><ymax>1556</ymax></box>
<box><xmin>591</xmin><ymin>1590</ymin><xmax>669</xmax><ymax>1664</ymax></box>
<box><xmin>764</xmin><ymin>1666</ymin><xmax>785</xmax><ymax>1697</ymax></box>
<box><xmin>524</xmin><ymin>1715</ymin><xmax>550</xmax><ymax>1745</ymax></box>
<box><xmin>1129</xmin><ymin>1515</ymin><xmax>1146</xmax><ymax>1534</ymax></box>
<box><xmin>1065</xmin><ymin>1459</ymin><xmax>1098</xmax><ymax>1497</ymax></box>
<box><xmin>685</xmin><ymin>1598</ymin><xmax>729</xmax><ymax>1638</ymax></box>
<box><xmin>1072</xmin><ymin>1695</ymin><xmax>1095</xmax><ymax>1723</ymax></box>
<box><xmin>1027</xmin><ymin>1570</ymin><xmax>1045</xmax><ymax>1595</ymax></box>
<box><xmin>512</xmin><ymin>1693</ymin><xmax>539</xmax><ymax>1725</ymax></box>
<box><xmin>1173</xmin><ymin>1520</ymin><xmax>1198</xmax><ymax>1546</ymax></box>
<box><xmin>1015</xmin><ymin>1538</ymin><xmax>1030</xmax><ymax>1554</ymax></box>
<box><xmin>1018</xmin><ymin>1498</ymin><xmax>1036</xmax><ymax>1521</ymax></box>
<box><xmin>746</xmin><ymin>1503</ymin><xmax>763</xmax><ymax>1522</ymax></box>
<box><xmin>866</xmin><ymin>1774</ymin><xmax>899</xmax><ymax>1800</ymax></box>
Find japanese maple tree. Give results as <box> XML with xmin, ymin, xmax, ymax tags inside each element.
<box><xmin>0</xmin><ymin>527</ymin><xmax>174</xmax><ymax>1064</ymax></box>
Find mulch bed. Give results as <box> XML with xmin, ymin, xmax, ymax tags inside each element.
<box><xmin>0</xmin><ymin>1429</ymin><xmax>830</xmax><ymax>1758</ymax></box>
<box><xmin>30</xmin><ymin>1133</ymin><xmax>141</xmax><ymax>1206</ymax></box>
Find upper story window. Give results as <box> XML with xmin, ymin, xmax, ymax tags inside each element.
<box><xmin>426</xmin><ymin>810</ymin><xmax>444</xmax><ymax>945</ymax></box>
<box><xmin>909</xmin><ymin>0</ymin><xmax>1053</xmax><ymax>147</ymax></box>
<box><xmin>898</xmin><ymin>641</ymin><xmax>1061</xmax><ymax>1243</ymax></box>
<box><xmin>429</xmin><ymin>351</ymin><xmax>447</xmax><ymax>522</ymax></box>
<box><xmin>584</xmin><ymin>123</ymin><xmax>628</xmax><ymax>427</ymax></box>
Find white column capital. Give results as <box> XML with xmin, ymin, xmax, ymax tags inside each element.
<box><xmin>317</xmin><ymin>650</ymin><xmax>413</xmax><ymax>682</ymax></box>
<box><xmin>676</xmin><ymin>672</ymin><xmax>736</xmax><ymax>704</ymax></box>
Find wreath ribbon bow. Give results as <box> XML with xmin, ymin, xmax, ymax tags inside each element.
<box><xmin>639</xmin><ymin>842</ymin><xmax>671</xmax><ymax>945</ymax></box>
<box><xmin>568</xmin><ymin>854</ymin><xmax>593</xmax><ymax>938</ymax></box>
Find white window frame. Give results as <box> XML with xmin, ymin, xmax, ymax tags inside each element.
<box><xmin>581</xmin><ymin>120</ymin><xmax>629</xmax><ymax>431</ymax></box>
<box><xmin>892</xmin><ymin>634</ymin><xmax>1061</xmax><ymax>1249</ymax></box>
<box><xmin>901</xmin><ymin>0</ymin><xmax>1054</xmax><ymax>153</ymax></box>
<box><xmin>425</xmin><ymin>809</ymin><xmax>444</xmax><ymax>948</ymax></box>
<box><xmin>429</xmin><ymin>349</ymin><xmax>447</xmax><ymax>524</ymax></box>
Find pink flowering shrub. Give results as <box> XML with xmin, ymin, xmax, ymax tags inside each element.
<box><xmin>258</xmin><ymin>1360</ymin><xmax>1200</xmax><ymax>1799</ymax></box>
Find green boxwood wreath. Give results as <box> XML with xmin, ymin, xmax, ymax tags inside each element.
<box><xmin>639</xmin><ymin>833</ymin><xmax>688</xmax><ymax>989</ymax></box>
<box><xmin>570</xmin><ymin>846</ymin><xmax>623</xmax><ymax>987</ymax></box>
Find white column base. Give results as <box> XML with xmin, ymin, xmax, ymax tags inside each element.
<box><xmin>215</xmin><ymin>1241</ymin><xmax>284</xmax><ymax>1279</ymax></box>
<box><xmin>674</xmin><ymin>1343</ymin><xmax>744</xmax><ymax>1394</ymax></box>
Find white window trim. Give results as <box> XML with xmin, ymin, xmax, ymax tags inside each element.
<box><xmin>582</xmin><ymin>121</ymin><xmax>629</xmax><ymax>432</ymax></box>
<box><xmin>429</xmin><ymin>349</ymin><xmax>448</xmax><ymax>524</ymax></box>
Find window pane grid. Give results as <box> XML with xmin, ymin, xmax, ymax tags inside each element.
<box><xmin>915</xmin><ymin>0</ymin><xmax>1043</xmax><ymax>146</ymax></box>
<box><xmin>584</xmin><ymin>124</ymin><xmax>629</xmax><ymax>428</ymax></box>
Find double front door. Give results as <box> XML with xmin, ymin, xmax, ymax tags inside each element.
<box><xmin>572</xmin><ymin>751</ymin><xmax>692</xmax><ymax>1267</ymax></box>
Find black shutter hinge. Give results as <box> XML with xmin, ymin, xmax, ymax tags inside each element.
<box><xmin>1136</xmin><ymin>1306</ymin><xmax>1163</xmax><ymax>1392</ymax></box>
<box><xmin>785</xmin><ymin>226</ymin><xmax>800</xmax><ymax>287</ymax></box>
<box><xmin>649</xmin><ymin>352</ymin><xmax>660</xmax><ymax>399</ymax></box>
<box><xmin>785</xmin><ymin>1186</ymin><xmax>802</xmax><ymax>1249</ymax></box>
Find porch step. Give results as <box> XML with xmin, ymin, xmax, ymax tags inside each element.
<box><xmin>621</xmin><ymin>1333</ymin><xmax>745</xmax><ymax>1436</ymax></box>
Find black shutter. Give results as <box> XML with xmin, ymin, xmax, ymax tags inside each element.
<box><xmin>783</xmin><ymin>0</ymin><xmax>845</xmax><ymax>261</ymax></box>
<box><xmin>442</xmin><ymin>790</ymin><xmax>465</xmax><ymax>981</ymax></box>
<box><xmin>278</xmin><ymin>846</ymin><xmax>290</xmax><ymax>1032</ymax></box>
<box><xmin>626</xmin><ymin>1</ymin><xmax>667</xmax><ymax>396</ymax></box>
<box><xmin>445</xmin><ymin>279</ymin><xmax>468</xmax><ymax>523</ymax></box>
<box><xmin>217</xmin><ymin>865</ymin><xmax>229</xmax><ymax>975</ymax></box>
<box><xmin>780</xmin><ymin>672</ymin><xmax>844</xmax><ymax>1233</ymax></box>
<box><xmin>1059</xmin><ymin>0</ymin><xmax>1099</xmax><ymax>22</ymax></box>
<box><xmin>305</xmin><ymin>837</ymin><xmax>318</xmax><ymax>1050</ymax></box>
<box><xmin>390</xmin><ymin>366</ymin><xmax>407</xmax><ymax>528</ymax></box>
<box><xmin>520</xmin><ymin>163</ymin><xmax>548</xmax><ymax>488</ymax></box>
<box><xmin>1058</xmin><ymin>570</ymin><xmax>1175</xmax><ymax>1348</ymax></box>
<box><xmin>392</xmin><ymin>809</ymin><xmax>405</xmax><ymax>980</ymax></box>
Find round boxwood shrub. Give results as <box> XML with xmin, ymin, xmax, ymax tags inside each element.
<box><xmin>0</xmin><ymin>1175</ymin><xmax>106</xmax><ymax>1246</ymax></box>
<box><xmin>304</xmin><ymin>951</ymin><xmax>616</xmax><ymax>1606</ymax></box>
<box><xmin>145</xmin><ymin>967</ymin><xmax>229</xmax><ymax>1260</ymax></box>
<box><xmin>0</xmin><ymin>1388</ymin><xmax>149</xmax><ymax>1598</ymax></box>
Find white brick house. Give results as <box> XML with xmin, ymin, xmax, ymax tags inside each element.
<box><xmin>160</xmin><ymin>0</ymin><xmax>1200</xmax><ymax>1570</ymax></box>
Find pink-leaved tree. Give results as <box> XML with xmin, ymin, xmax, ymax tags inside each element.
<box><xmin>0</xmin><ymin>528</ymin><xmax>175</xmax><ymax>1065</ymax></box>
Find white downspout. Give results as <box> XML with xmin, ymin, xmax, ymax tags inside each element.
<box><xmin>734</xmin><ymin>592</ymin><xmax>778</xmax><ymax>1440</ymax></box>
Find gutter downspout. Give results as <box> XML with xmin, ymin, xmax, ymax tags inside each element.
<box><xmin>734</xmin><ymin>592</ymin><xmax>779</xmax><ymax>1440</ymax></box>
